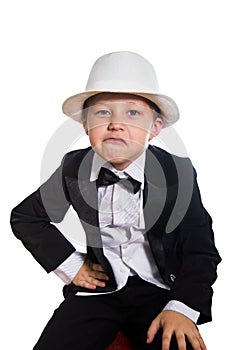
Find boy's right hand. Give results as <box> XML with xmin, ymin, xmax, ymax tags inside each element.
<box><xmin>72</xmin><ymin>259</ymin><xmax>109</xmax><ymax>290</ymax></box>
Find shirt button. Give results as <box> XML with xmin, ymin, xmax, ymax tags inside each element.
<box><xmin>169</xmin><ymin>274</ymin><xmax>176</xmax><ymax>283</ymax></box>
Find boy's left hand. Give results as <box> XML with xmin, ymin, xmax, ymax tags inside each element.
<box><xmin>147</xmin><ymin>310</ymin><xmax>206</xmax><ymax>350</ymax></box>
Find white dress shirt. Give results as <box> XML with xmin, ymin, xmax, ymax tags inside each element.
<box><xmin>54</xmin><ymin>151</ymin><xmax>200</xmax><ymax>323</ymax></box>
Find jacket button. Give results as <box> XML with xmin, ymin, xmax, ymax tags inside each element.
<box><xmin>170</xmin><ymin>274</ymin><xmax>176</xmax><ymax>283</ymax></box>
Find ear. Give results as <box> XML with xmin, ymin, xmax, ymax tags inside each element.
<box><xmin>148</xmin><ymin>118</ymin><xmax>164</xmax><ymax>141</ymax></box>
<box><xmin>83</xmin><ymin>121</ymin><xmax>89</xmax><ymax>135</ymax></box>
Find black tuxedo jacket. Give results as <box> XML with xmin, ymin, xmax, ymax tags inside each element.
<box><xmin>10</xmin><ymin>145</ymin><xmax>221</xmax><ymax>324</ymax></box>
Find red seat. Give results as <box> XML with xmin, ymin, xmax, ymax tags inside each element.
<box><xmin>106</xmin><ymin>331</ymin><xmax>136</xmax><ymax>350</ymax></box>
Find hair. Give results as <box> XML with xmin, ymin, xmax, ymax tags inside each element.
<box><xmin>82</xmin><ymin>93</ymin><xmax>163</xmax><ymax>121</ymax></box>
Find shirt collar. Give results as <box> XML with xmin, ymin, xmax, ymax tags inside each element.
<box><xmin>90</xmin><ymin>151</ymin><xmax>145</xmax><ymax>189</ymax></box>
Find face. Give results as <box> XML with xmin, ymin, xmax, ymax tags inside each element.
<box><xmin>83</xmin><ymin>93</ymin><xmax>164</xmax><ymax>170</ymax></box>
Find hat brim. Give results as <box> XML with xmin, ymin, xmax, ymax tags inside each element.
<box><xmin>62</xmin><ymin>90</ymin><xmax>179</xmax><ymax>128</ymax></box>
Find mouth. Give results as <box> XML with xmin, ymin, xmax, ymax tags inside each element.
<box><xmin>104</xmin><ymin>137</ymin><xmax>127</xmax><ymax>145</ymax></box>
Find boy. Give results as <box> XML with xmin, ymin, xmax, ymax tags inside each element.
<box><xmin>10</xmin><ymin>51</ymin><xmax>221</xmax><ymax>350</ymax></box>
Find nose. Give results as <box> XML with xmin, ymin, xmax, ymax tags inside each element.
<box><xmin>107</xmin><ymin>113</ymin><xmax>125</xmax><ymax>130</ymax></box>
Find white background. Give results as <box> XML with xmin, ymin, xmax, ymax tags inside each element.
<box><xmin>1</xmin><ymin>0</ymin><xmax>231</xmax><ymax>348</ymax></box>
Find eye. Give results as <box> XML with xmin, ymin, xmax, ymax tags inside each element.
<box><xmin>96</xmin><ymin>110</ymin><xmax>111</xmax><ymax>116</ymax></box>
<box><xmin>127</xmin><ymin>110</ymin><xmax>140</xmax><ymax>117</ymax></box>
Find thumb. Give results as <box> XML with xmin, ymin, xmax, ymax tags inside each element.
<box><xmin>147</xmin><ymin>317</ymin><xmax>160</xmax><ymax>344</ymax></box>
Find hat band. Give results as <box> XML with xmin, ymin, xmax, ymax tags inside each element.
<box><xmin>86</xmin><ymin>79</ymin><xmax>159</xmax><ymax>94</ymax></box>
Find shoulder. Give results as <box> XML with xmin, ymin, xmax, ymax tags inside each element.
<box><xmin>64</xmin><ymin>146</ymin><xmax>92</xmax><ymax>162</ymax></box>
<box><xmin>147</xmin><ymin>145</ymin><xmax>194</xmax><ymax>184</ymax></box>
<box><xmin>148</xmin><ymin>144</ymin><xmax>189</xmax><ymax>161</ymax></box>
<box><xmin>61</xmin><ymin>147</ymin><xmax>93</xmax><ymax>177</ymax></box>
<box><xmin>148</xmin><ymin>145</ymin><xmax>192</xmax><ymax>167</ymax></box>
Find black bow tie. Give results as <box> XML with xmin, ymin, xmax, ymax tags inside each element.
<box><xmin>96</xmin><ymin>167</ymin><xmax>141</xmax><ymax>194</ymax></box>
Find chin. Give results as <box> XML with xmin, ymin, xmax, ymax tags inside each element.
<box><xmin>108</xmin><ymin>158</ymin><xmax>132</xmax><ymax>170</ymax></box>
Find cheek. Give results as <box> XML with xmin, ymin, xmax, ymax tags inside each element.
<box><xmin>87</xmin><ymin>125</ymin><xmax>105</xmax><ymax>147</ymax></box>
<box><xmin>130</xmin><ymin>125</ymin><xmax>152</xmax><ymax>143</ymax></box>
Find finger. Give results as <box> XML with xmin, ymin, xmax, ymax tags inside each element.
<box><xmin>89</xmin><ymin>270</ymin><xmax>109</xmax><ymax>281</ymax></box>
<box><xmin>196</xmin><ymin>331</ymin><xmax>207</xmax><ymax>350</ymax></box>
<box><xmin>161</xmin><ymin>330</ymin><xmax>173</xmax><ymax>350</ymax></box>
<box><xmin>175</xmin><ymin>332</ymin><xmax>186</xmax><ymax>350</ymax></box>
<box><xmin>87</xmin><ymin>260</ymin><xmax>105</xmax><ymax>273</ymax></box>
<box><xmin>92</xmin><ymin>263</ymin><xmax>106</xmax><ymax>272</ymax></box>
<box><xmin>88</xmin><ymin>262</ymin><xmax>109</xmax><ymax>280</ymax></box>
<box><xmin>186</xmin><ymin>329</ymin><xmax>207</xmax><ymax>350</ymax></box>
<box><xmin>146</xmin><ymin>319</ymin><xmax>160</xmax><ymax>344</ymax></box>
<box><xmin>76</xmin><ymin>279</ymin><xmax>97</xmax><ymax>289</ymax></box>
<box><xmin>76</xmin><ymin>276</ymin><xmax>106</xmax><ymax>289</ymax></box>
<box><xmin>86</xmin><ymin>275</ymin><xmax>107</xmax><ymax>287</ymax></box>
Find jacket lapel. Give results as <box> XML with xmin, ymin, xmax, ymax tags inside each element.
<box><xmin>143</xmin><ymin>148</ymin><xmax>168</xmax><ymax>275</ymax></box>
<box><xmin>64</xmin><ymin>149</ymin><xmax>107</xmax><ymax>269</ymax></box>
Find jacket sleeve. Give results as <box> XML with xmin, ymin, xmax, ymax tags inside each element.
<box><xmin>10</xmin><ymin>161</ymin><xmax>76</xmax><ymax>273</ymax></box>
<box><xmin>166</xmin><ymin>168</ymin><xmax>221</xmax><ymax>324</ymax></box>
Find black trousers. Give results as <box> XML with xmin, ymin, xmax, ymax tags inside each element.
<box><xmin>33</xmin><ymin>277</ymin><xmax>194</xmax><ymax>350</ymax></box>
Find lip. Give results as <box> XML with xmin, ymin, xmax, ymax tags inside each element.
<box><xmin>104</xmin><ymin>137</ymin><xmax>127</xmax><ymax>145</ymax></box>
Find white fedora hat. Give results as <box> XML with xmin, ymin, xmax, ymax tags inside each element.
<box><xmin>62</xmin><ymin>51</ymin><xmax>179</xmax><ymax>127</ymax></box>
